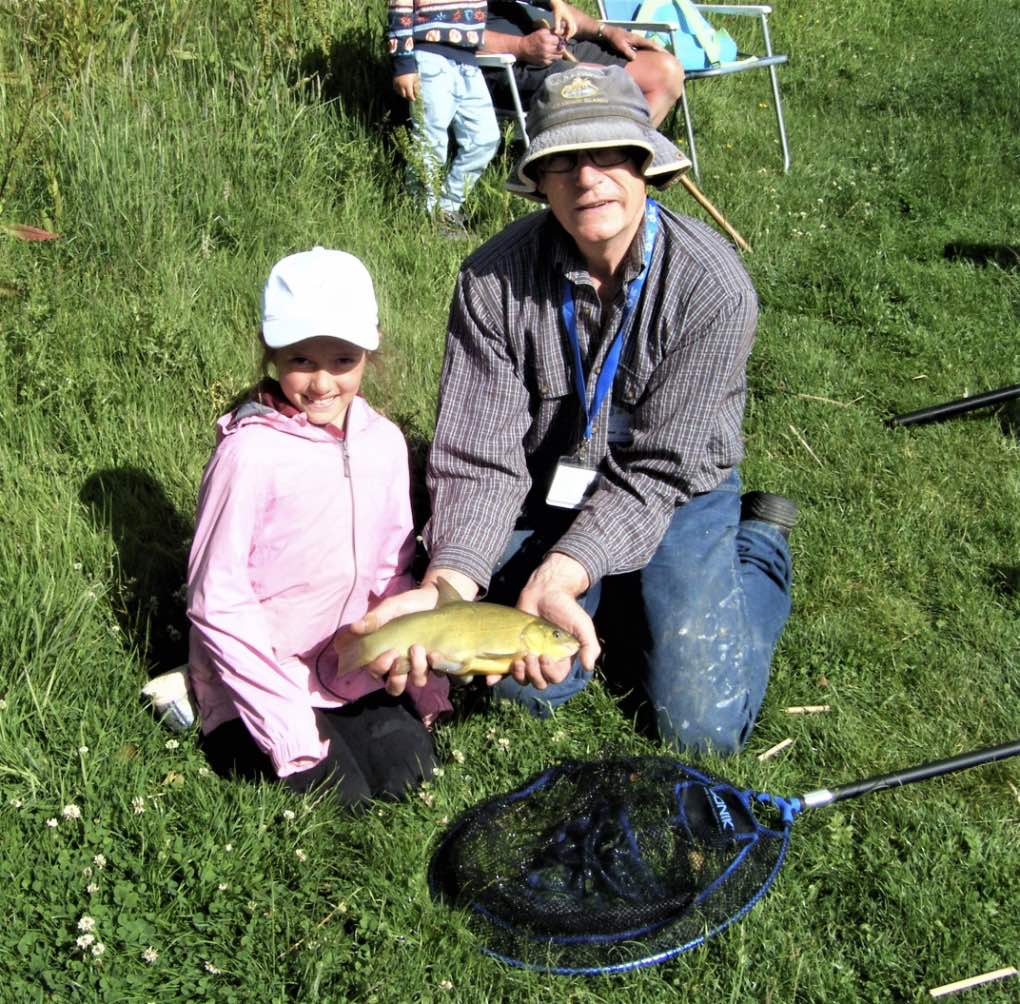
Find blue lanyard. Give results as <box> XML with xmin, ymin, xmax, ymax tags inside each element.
<box><xmin>560</xmin><ymin>198</ymin><xmax>659</xmax><ymax>443</ymax></box>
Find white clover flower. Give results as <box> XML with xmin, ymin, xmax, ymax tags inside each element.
<box><xmin>86</xmin><ymin>883</ymin><xmax>99</xmax><ymax>894</ymax></box>
<box><xmin>142</xmin><ymin>946</ymin><xmax>159</xmax><ymax>964</ymax></box>
<box><xmin>73</xmin><ymin>561</ymin><xmax>83</xmax><ymax>571</ymax></box>
<box><xmin>78</xmin><ymin>746</ymin><xmax>89</xmax><ymax>756</ymax></box>
<box><xmin>198</xmin><ymin>766</ymin><xmax>210</xmax><ymax>777</ymax></box>
<box><xmin>132</xmin><ymin>796</ymin><xmax>146</xmax><ymax>814</ymax></box>
<box><xmin>9</xmin><ymin>797</ymin><xmax>22</xmax><ymax>809</ymax></box>
<box><xmin>496</xmin><ymin>737</ymin><xmax>511</xmax><ymax>752</ymax></box>
<box><xmin>164</xmin><ymin>739</ymin><xmax>179</xmax><ymax>751</ymax></box>
<box><xmin>451</xmin><ymin>749</ymin><xmax>465</xmax><ymax>764</ymax></box>
<box><xmin>0</xmin><ymin>698</ymin><xmax>7</xmax><ymax>711</ymax></box>
<box><xmin>282</xmin><ymin>809</ymin><xmax>295</xmax><ymax>821</ymax></box>
<box><xmin>418</xmin><ymin>790</ymin><xmax>435</xmax><ymax>807</ymax></box>
<box><xmin>439</xmin><ymin>979</ymin><xmax>454</xmax><ymax>990</ymax></box>
<box><xmin>204</xmin><ymin>961</ymin><xmax>221</xmax><ymax>974</ymax></box>
<box><xmin>432</xmin><ymin>767</ymin><xmax>445</xmax><ymax>778</ymax></box>
<box><xmin>93</xmin><ymin>854</ymin><xmax>106</xmax><ymax>869</ymax></box>
<box><xmin>294</xmin><ymin>848</ymin><xmax>307</xmax><ymax>862</ymax></box>
<box><xmin>76</xmin><ymin>933</ymin><xmax>95</xmax><ymax>949</ymax></box>
<box><xmin>224</xmin><ymin>843</ymin><xmax>233</xmax><ymax>852</ymax></box>
<box><xmin>77</xmin><ymin>915</ymin><xmax>96</xmax><ymax>932</ymax></box>
<box><xmin>218</xmin><ymin>883</ymin><xmax>228</xmax><ymax>891</ymax></box>
<box><xmin>91</xmin><ymin>942</ymin><xmax>105</xmax><ymax>957</ymax></box>
<box><xmin>45</xmin><ymin>818</ymin><xmax>58</xmax><ymax>828</ymax></box>
<box><xmin>62</xmin><ymin>804</ymin><xmax>82</xmax><ymax>820</ymax></box>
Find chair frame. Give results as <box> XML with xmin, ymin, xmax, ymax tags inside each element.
<box><xmin>600</xmin><ymin>2</ymin><xmax>790</xmax><ymax>181</ymax></box>
<box><xmin>476</xmin><ymin>52</ymin><xmax>530</xmax><ymax>145</ymax></box>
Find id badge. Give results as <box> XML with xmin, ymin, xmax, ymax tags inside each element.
<box><xmin>546</xmin><ymin>458</ymin><xmax>598</xmax><ymax>510</ymax></box>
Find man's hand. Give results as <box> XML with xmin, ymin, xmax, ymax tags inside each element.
<box><xmin>486</xmin><ymin>552</ymin><xmax>601</xmax><ymax>689</ymax></box>
<box><xmin>518</xmin><ymin>27</ymin><xmax>568</xmax><ymax>66</ymax></box>
<box><xmin>598</xmin><ymin>24</ymin><xmax>664</xmax><ymax>60</ymax></box>
<box><xmin>393</xmin><ymin>72</ymin><xmax>420</xmax><ymax>101</ymax></box>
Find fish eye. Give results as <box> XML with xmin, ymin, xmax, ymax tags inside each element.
<box><xmin>552</xmin><ymin>629</ymin><xmax>562</xmax><ymax>639</ymax></box>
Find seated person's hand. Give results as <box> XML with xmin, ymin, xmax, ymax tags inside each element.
<box><xmin>549</xmin><ymin>0</ymin><xmax>579</xmax><ymax>39</ymax></box>
<box><xmin>492</xmin><ymin>552</ymin><xmax>601</xmax><ymax>690</ymax></box>
<box><xmin>393</xmin><ymin>72</ymin><xmax>420</xmax><ymax>101</ymax></box>
<box><xmin>599</xmin><ymin>24</ymin><xmax>664</xmax><ymax>58</ymax></box>
<box><xmin>519</xmin><ymin>27</ymin><xmax>567</xmax><ymax>65</ymax></box>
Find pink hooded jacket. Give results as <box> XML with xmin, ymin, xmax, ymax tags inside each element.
<box><xmin>187</xmin><ymin>392</ymin><xmax>451</xmax><ymax>777</ymax></box>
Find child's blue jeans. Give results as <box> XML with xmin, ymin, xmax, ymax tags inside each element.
<box><xmin>489</xmin><ymin>471</ymin><xmax>793</xmax><ymax>756</ymax></box>
<box><xmin>411</xmin><ymin>51</ymin><xmax>500</xmax><ymax>215</ymax></box>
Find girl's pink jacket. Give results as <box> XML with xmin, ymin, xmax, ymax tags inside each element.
<box><xmin>187</xmin><ymin>394</ymin><xmax>450</xmax><ymax>777</ymax></box>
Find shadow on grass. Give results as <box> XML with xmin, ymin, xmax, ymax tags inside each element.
<box><xmin>297</xmin><ymin>26</ymin><xmax>409</xmax><ymax>135</ymax></box>
<box><xmin>944</xmin><ymin>242</ymin><xmax>1020</xmax><ymax>271</ymax></box>
<box><xmin>989</xmin><ymin>565</ymin><xmax>1020</xmax><ymax>601</ymax></box>
<box><xmin>80</xmin><ymin>468</ymin><xmax>193</xmax><ymax>677</ymax></box>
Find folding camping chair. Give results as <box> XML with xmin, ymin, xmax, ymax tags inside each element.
<box><xmin>597</xmin><ymin>0</ymin><xmax>790</xmax><ymax>180</ymax></box>
<box><xmin>476</xmin><ymin>52</ymin><xmax>530</xmax><ymax>145</ymax></box>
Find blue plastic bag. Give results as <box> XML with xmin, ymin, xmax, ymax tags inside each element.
<box><xmin>631</xmin><ymin>0</ymin><xmax>739</xmax><ymax>69</ymax></box>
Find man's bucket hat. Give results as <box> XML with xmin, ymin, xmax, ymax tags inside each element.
<box><xmin>507</xmin><ymin>65</ymin><xmax>691</xmax><ymax>201</ymax></box>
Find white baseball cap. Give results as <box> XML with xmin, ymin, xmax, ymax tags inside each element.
<box><xmin>261</xmin><ymin>246</ymin><xmax>380</xmax><ymax>351</ymax></box>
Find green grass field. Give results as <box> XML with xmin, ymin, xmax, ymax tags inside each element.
<box><xmin>1</xmin><ymin>0</ymin><xmax>1018</xmax><ymax>1000</ymax></box>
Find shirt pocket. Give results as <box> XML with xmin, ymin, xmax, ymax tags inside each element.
<box><xmin>614</xmin><ymin>357</ymin><xmax>653</xmax><ymax>408</ymax></box>
<box><xmin>532</xmin><ymin>349</ymin><xmax>573</xmax><ymax>402</ymax></box>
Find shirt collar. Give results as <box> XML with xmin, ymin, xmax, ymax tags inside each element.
<box><xmin>546</xmin><ymin>207</ymin><xmax>648</xmax><ymax>294</ymax></box>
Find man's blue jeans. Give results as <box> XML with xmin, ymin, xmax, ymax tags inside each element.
<box><xmin>489</xmin><ymin>471</ymin><xmax>793</xmax><ymax>755</ymax></box>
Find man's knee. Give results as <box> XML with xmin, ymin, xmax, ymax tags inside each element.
<box><xmin>653</xmin><ymin>693</ymin><xmax>756</xmax><ymax>757</ymax></box>
<box><xmin>625</xmin><ymin>50</ymin><xmax>684</xmax><ymax>119</ymax></box>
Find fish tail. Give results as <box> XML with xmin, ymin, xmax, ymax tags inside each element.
<box><xmin>333</xmin><ymin>629</ymin><xmax>368</xmax><ymax>676</ymax></box>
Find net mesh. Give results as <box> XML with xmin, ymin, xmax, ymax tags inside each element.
<box><xmin>428</xmin><ymin>756</ymin><xmax>796</xmax><ymax>974</ymax></box>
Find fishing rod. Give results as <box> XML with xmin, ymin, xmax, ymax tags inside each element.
<box><xmin>887</xmin><ymin>383</ymin><xmax>1020</xmax><ymax>427</ymax></box>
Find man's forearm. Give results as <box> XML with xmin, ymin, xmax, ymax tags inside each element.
<box><xmin>479</xmin><ymin>28</ymin><xmax>527</xmax><ymax>57</ymax></box>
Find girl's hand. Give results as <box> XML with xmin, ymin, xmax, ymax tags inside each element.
<box><xmin>393</xmin><ymin>72</ymin><xmax>420</xmax><ymax>101</ymax></box>
<box><xmin>345</xmin><ymin>584</ymin><xmax>439</xmax><ymax>692</ymax></box>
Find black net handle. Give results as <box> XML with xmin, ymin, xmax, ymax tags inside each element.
<box><xmin>800</xmin><ymin>739</ymin><xmax>1020</xmax><ymax>808</ymax></box>
<box><xmin>886</xmin><ymin>383</ymin><xmax>1020</xmax><ymax>427</ymax></box>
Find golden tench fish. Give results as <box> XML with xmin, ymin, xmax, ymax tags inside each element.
<box><xmin>335</xmin><ymin>578</ymin><xmax>580</xmax><ymax>679</ymax></box>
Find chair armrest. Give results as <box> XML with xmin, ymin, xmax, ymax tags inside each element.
<box><xmin>694</xmin><ymin>4</ymin><xmax>773</xmax><ymax>16</ymax></box>
<box><xmin>601</xmin><ymin>18</ymin><xmax>678</xmax><ymax>32</ymax></box>
<box><xmin>476</xmin><ymin>52</ymin><xmax>516</xmax><ymax>67</ymax></box>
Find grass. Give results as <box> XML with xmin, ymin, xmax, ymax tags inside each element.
<box><xmin>0</xmin><ymin>0</ymin><xmax>1018</xmax><ymax>1000</ymax></box>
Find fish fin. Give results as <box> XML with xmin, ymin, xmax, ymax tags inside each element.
<box><xmin>461</xmin><ymin>655</ymin><xmax>514</xmax><ymax>676</ymax></box>
<box><xmin>431</xmin><ymin>655</ymin><xmax>466</xmax><ymax>675</ymax></box>
<box><xmin>435</xmin><ymin>577</ymin><xmax>466</xmax><ymax>606</ymax></box>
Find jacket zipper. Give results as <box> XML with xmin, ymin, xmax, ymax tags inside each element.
<box><xmin>315</xmin><ymin>436</ymin><xmax>359</xmax><ymax>701</ymax></box>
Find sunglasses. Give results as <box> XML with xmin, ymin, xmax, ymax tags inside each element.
<box><xmin>538</xmin><ymin>147</ymin><xmax>636</xmax><ymax>174</ymax></box>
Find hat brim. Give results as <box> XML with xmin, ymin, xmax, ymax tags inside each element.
<box><xmin>507</xmin><ymin>119</ymin><xmax>692</xmax><ymax>202</ymax></box>
<box><xmin>262</xmin><ymin>319</ymin><xmax>379</xmax><ymax>352</ymax></box>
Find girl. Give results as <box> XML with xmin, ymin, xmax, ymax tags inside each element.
<box><xmin>186</xmin><ymin>247</ymin><xmax>450</xmax><ymax>805</ymax></box>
